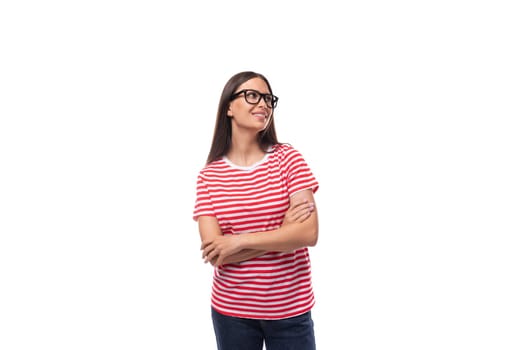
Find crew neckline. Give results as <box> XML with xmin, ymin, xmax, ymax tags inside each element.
<box><xmin>222</xmin><ymin>151</ymin><xmax>271</xmax><ymax>171</ymax></box>
<box><xmin>222</xmin><ymin>145</ymin><xmax>276</xmax><ymax>170</ymax></box>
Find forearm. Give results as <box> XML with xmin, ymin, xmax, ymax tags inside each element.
<box><xmin>218</xmin><ymin>249</ymin><xmax>266</xmax><ymax>265</ymax></box>
<box><xmin>199</xmin><ymin>191</ymin><xmax>318</xmax><ymax>267</ymax></box>
<box><xmin>238</xmin><ymin>219</ymin><xmax>318</xmax><ymax>252</ymax></box>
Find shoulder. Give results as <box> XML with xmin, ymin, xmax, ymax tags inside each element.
<box><xmin>197</xmin><ymin>159</ymin><xmax>229</xmax><ymax>179</ymax></box>
<box><xmin>271</xmin><ymin>143</ymin><xmax>301</xmax><ymax>158</ymax></box>
<box><xmin>270</xmin><ymin>143</ymin><xmax>306</xmax><ymax>163</ymax></box>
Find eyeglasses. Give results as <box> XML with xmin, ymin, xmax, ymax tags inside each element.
<box><xmin>230</xmin><ymin>89</ymin><xmax>279</xmax><ymax>109</ymax></box>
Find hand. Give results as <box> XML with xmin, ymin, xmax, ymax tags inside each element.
<box><xmin>201</xmin><ymin>235</ymin><xmax>243</xmax><ymax>267</ymax></box>
<box><xmin>282</xmin><ymin>199</ymin><xmax>315</xmax><ymax>226</ymax></box>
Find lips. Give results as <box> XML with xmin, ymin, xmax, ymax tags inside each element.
<box><xmin>252</xmin><ymin>112</ymin><xmax>267</xmax><ymax>119</ymax></box>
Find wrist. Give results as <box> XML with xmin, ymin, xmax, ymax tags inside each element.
<box><xmin>238</xmin><ymin>232</ymin><xmax>251</xmax><ymax>250</ymax></box>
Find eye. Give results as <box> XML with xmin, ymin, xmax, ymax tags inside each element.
<box><xmin>245</xmin><ymin>91</ymin><xmax>259</xmax><ymax>100</ymax></box>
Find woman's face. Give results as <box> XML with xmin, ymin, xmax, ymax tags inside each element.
<box><xmin>228</xmin><ymin>77</ymin><xmax>273</xmax><ymax>133</ymax></box>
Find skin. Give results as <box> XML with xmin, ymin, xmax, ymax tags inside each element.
<box><xmin>198</xmin><ymin>77</ymin><xmax>319</xmax><ymax>267</ymax></box>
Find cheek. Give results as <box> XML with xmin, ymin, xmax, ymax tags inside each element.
<box><xmin>228</xmin><ymin>102</ymin><xmax>246</xmax><ymax>117</ymax></box>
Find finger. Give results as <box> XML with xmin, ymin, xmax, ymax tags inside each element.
<box><xmin>205</xmin><ymin>249</ymin><xmax>218</xmax><ymax>263</ymax></box>
<box><xmin>298</xmin><ymin>205</ymin><xmax>315</xmax><ymax>222</ymax></box>
<box><xmin>202</xmin><ymin>244</ymin><xmax>215</xmax><ymax>259</ymax></box>
<box><xmin>288</xmin><ymin>202</ymin><xmax>309</xmax><ymax>216</ymax></box>
<box><xmin>293</xmin><ymin>202</ymin><xmax>312</xmax><ymax>216</ymax></box>
<box><xmin>289</xmin><ymin>199</ymin><xmax>309</xmax><ymax>211</ymax></box>
<box><xmin>205</xmin><ymin>252</ymin><xmax>217</xmax><ymax>264</ymax></box>
<box><xmin>296</xmin><ymin>211</ymin><xmax>311</xmax><ymax>223</ymax></box>
<box><xmin>209</xmin><ymin>256</ymin><xmax>218</xmax><ymax>266</ymax></box>
<box><xmin>204</xmin><ymin>248</ymin><xmax>216</xmax><ymax>262</ymax></box>
<box><xmin>201</xmin><ymin>240</ymin><xmax>212</xmax><ymax>250</ymax></box>
<box><xmin>294</xmin><ymin>204</ymin><xmax>313</xmax><ymax>219</ymax></box>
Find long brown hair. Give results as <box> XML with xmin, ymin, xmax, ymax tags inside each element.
<box><xmin>206</xmin><ymin>71</ymin><xmax>280</xmax><ymax>164</ymax></box>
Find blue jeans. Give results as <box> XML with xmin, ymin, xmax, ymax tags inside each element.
<box><xmin>211</xmin><ymin>307</ymin><xmax>316</xmax><ymax>350</ymax></box>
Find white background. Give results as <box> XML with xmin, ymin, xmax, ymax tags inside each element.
<box><xmin>1</xmin><ymin>1</ymin><xmax>524</xmax><ymax>349</ymax></box>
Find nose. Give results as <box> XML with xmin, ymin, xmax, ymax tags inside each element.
<box><xmin>256</xmin><ymin>96</ymin><xmax>268</xmax><ymax>109</ymax></box>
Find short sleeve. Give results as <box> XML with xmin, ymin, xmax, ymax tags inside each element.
<box><xmin>192</xmin><ymin>174</ymin><xmax>216</xmax><ymax>221</ymax></box>
<box><xmin>283</xmin><ymin>147</ymin><xmax>319</xmax><ymax>197</ymax></box>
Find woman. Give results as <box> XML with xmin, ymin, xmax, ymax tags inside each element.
<box><xmin>193</xmin><ymin>71</ymin><xmax>319</xmax><ymax>350</ymax></box>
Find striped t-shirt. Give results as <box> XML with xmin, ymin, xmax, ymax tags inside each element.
<box><xmin>193</xmin><ymin>143</ymin><xmax>319</xmax><ymax>320</ymax></box>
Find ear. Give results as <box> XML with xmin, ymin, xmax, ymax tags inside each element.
<box><xmin>227</xmin><ymin>104</ymin><xmax>233</xmax><ymax>117</ymax></box>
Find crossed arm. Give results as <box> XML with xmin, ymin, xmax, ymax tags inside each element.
<box><xmin>198</xmin><ymin>189</ymin><xmax>318</xmax><ymax>267</ymax></box>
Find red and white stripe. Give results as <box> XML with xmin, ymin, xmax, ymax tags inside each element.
<box><xmin>193</xmin><ymin>144</ymin><xmax>318</xmax><ymax>320</ymax></box>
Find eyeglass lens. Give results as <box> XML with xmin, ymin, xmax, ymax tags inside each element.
<box><xmin>244</xmin><ymin>90</ymin><xmax>276</xmax><ymax>108</ymax></box>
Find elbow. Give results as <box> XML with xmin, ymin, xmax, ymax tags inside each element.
<box><xmin>307</xmin><ymin>212</ymin><xmax>319</xmax><ymax>247</ymax></box>
<box><xmin>307</xmin><ymin>227</ymin><xmax>319</xmax><ymax>247</ymax></box>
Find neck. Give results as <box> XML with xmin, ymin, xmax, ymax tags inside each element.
<box><xmin>227</xmin><ymin>130</ymin><xmax>264</xmax><ymax>167</ymax></box>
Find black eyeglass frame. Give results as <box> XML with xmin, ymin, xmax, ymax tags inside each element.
<box><xmin>230</xmin><ymin>89</ymin><xmax>279</xmax><ymax>109</ymax></box>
